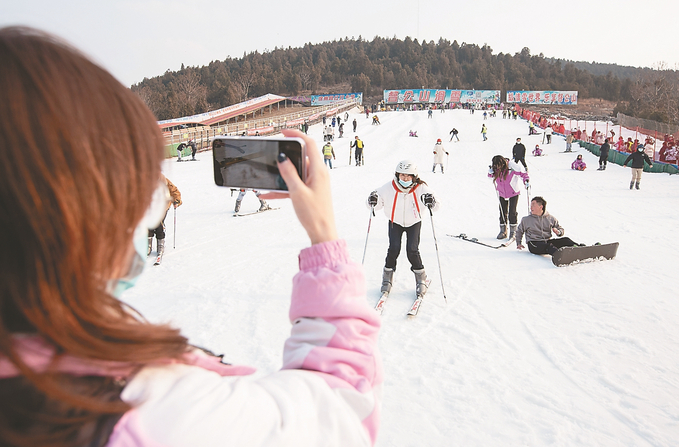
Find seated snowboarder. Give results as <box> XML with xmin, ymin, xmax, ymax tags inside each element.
<box><xmin>516</xmin><ymin>196</ymin><xmax>582</xmax><ymax>255</ymax></box>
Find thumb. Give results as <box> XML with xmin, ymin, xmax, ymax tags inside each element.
<box><xmin>276</xmin><ymin>154</ymin><xmax>304</xmax><ymax>193</ymax></box>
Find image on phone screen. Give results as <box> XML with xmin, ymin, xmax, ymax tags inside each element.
<box><xmin>212</xmin><ymin>137</ymin><xmax>304</xmax><ymax>191</ymax></box>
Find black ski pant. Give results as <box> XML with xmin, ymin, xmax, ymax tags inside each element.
<box><xmin>527</xmin><ymin>237</ymin><xmax>579</xmax><ymax>255</ymax></box>
<box><xmin>385</xmin><ymin>221</ymin><xmax>424</xmax><ymax>271</ymax></box>
<box><xmin>498</xmin><ymin>195</ymin><xmax>519</xmax><ymax>225</ymax></box>
<box><xmin>514</xmin><ymin>157</ymin><xmax>528</xmax><ymax>170</ymax></box>
<box><xmin>148</xmin><ymin>210</ymin><xmax>169</xmax><ymax>240</ymax></box>
<box><xmin>355</xmin><ymin>148</ymin><xmax>363</xmax><ymax>165</ymax></box>
<box><xmin>599</xmin><ymin>154</ymin><xmax>608</xmax><ymax>168</ymax></box>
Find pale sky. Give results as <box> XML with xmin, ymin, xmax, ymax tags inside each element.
<box><xmin>3</xmin><ymin>0</ymin><xmax>677</xmax><ymax>87</ymax></box>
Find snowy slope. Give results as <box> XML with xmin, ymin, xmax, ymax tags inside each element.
<box><xmin>124</xmin><ymin>108</ymin><xmax>679</xmax><ymax>446</ymax></box>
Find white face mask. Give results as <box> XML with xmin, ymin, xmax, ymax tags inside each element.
<box><xmin>398</xmin><ymin>179</ymin><xmax>413</xmax><ymax>188</ymax></box>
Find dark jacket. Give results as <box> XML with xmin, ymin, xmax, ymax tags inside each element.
<box><xmin>600</xmin><ymin>142</ymin><xmax>610</xmax><ymax>158</ymax></box>
<box><xmin>512</xmin><ymin>143</ymin><xmax>526</xmax><ymax>161</ymax></box>
<box><xmin>623</xmin><ymin>151</ymin><xmax>653</xmax><ymax>169</ymax></box>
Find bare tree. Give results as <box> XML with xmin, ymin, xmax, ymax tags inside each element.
<box><xmin>175</xmin><ymin>70</ymin><xmax>208</xmax><ymax>114</ymax></box>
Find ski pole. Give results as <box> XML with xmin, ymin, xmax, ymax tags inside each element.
<box><xmin>428</xmin><ymin>207</ymin><xmax>447</xmax><ymax>303</ymax></box>
<box><xmin>526</xmin><ymin>184</ymin><xmax>531</xmax><ymax>214</ymax></box>
<box><xmin>361</xmin><ymin>206</ymin><xmax>374</xmax><ymax>265</ymax></box>
<box><xmin>493</xmin><ymin>182</ymin><xmax>509</xmax><ymax>227</ymax></box>
<box><xmin>173</xmin><ymin>206</ymin><xmax>177</xmax><ymax>249</ymax></box>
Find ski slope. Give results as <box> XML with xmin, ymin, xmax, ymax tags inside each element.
<box><xmin>124</xmin><ymin>108</ymin><xmax>679</xmax><ymax>446</ymax></box>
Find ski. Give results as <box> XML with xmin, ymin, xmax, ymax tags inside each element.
<box><xmin>448</xmin><ymin>233</ymin><xmax>515</xmax><ymax>249</ymax></box>
<box><xmin>407</xmin><ymin>280</ymin><xmax>432</xmax><ymax>317</ymax></box>
<box><xmin>374</xmin><ymin>292</ymin><xmax>389</xmax><ymax>315</ymax></box>
<box><xmin>233</xmin><ymin>207</ymin><xmax>280</xmax><ymax>217</ymax></box>
<box><xmin>153</xmin><ymin>253</ymin><xmax>163</xmax><ymax>266</ymax></box>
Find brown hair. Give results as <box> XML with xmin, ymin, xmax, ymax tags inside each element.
<box><xmin>491</xmin><ymin>155</ymin><xmax>509</xmax><ymax>181</ymax></box>
<box><xmin>0</xmin><ymin>27</ymin><xmax>188</xmax><ymax>446</ymax></box>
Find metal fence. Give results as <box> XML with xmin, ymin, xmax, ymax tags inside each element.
<box><xmin>616</xmin><ymin>112</ymin><xmax>679</xmax><ymax>140</ymax></box>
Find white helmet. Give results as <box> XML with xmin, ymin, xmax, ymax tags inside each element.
<box><xmin>395</xmin><ymin>160</ymin><xmax>418</xmax><ymax>176</ymax></box>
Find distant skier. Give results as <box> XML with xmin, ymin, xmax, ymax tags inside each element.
<box><xmin>148</xmin><ymin>174</ymin><xmax>182</xmax><ymax>259</ymax></box>
<box><xmin>428</xmin><ymin>109</ymin><xmax>433</xmax><ymax>119</ymax></box>
<box><xmin>622</xmin><ymin>144</ymin><xmax>653</xmax><ymax>190</ymax></box>
<box><xmin>532</xmin><ymin>145</ymin><xmax>543</xmax><ymax>156</ymax></box>
<box><xmin>409</xmin><ymin>130</ymin><xmax>418</xmax><ymax>137</ymax></box>
<box><xmin>322</xmin><ymin>142</ymin><xmax>336</xmax><ymax>169</ymax></box>
<box><xmin>367</xmin><ymin>160</ymin><xmax>440</xmax><ymax>296</ymax></box>
<box><xmin>187</xmin><ymin>139</ymin><xmax>197</xmax><ymax>160</ymax></box>
<box><xmin>176</xmin><ymin>142</ymin><xmax>187</xmax><ymax>162</ymax></box>
<box><xmin>489</xmin><ymin>155</ymin><xmax>529</xmax><ymax>240</ymax></box>
<box><xmin>338</xmin><ymin>122</ymin><xmax>344</xmax><ymax>138</ymax></box>
<box><xmin>545</xmin><ymin>125</ymin><xmax>553</xmax><ymax>144</ymax></box>
<box><xmin>372</xmin><ymin>115</ymin><xmax>381</xmax><ymax>125</ymax></box>
<box><xmin>449</xmin><ymin>128</ymin><xmax>459</xmax><ymax>142</ymax></box>
<box><xmin>344</xmin><ymin>111</ymin><xmax>349</xmax><ymax>122</ymax></box>
<box><xmin>234</xmin><ymin>189</ymin><xmax>270</xmax><ymax>213</ymax></box>
<box><xmin>350</xmin><ymin>136</ymin><xmax>365</xmax><ymax>166</ymax></box>
<box><xmin>598</xmin><ymin>138</ymin><xmax>610</xmax><ymax>170</ymax></box>
<box><xmin>516</xmin><ymin>196</ymin><xmax>582</xmax><ymax>255</ymax></box>
<box><xmin>432</xmin><ymin>139</ymin><xmax>448</xmax><ymax>173</ymax></box>
<box><xmin>512</xmin><ymin>137</ymin><xmax>528</xmax><ymax>171</ymax></box>
<box><xmin>565</xmin><ymin>133</ymin><xmax>574</xmax><ymax>152</ymax></box>
<box><xmin>481</xmin><ymin>124</ymin><xmax>488</xmax><ymax>141</ymax></box>
<box><xmin>353</xmin><ymin>118</ymin><xmax>357</xmax><ymax>132</ymax></box>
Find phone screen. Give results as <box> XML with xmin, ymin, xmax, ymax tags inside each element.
<box><xmin>212</xmin><ymin>137</ymin><xmax>304</xmax><ymax>191</ymax></box>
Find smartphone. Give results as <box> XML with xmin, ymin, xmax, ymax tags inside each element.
<box><xmin>212</xmin><ymin>136</ymin><xmax>306</xmax><ymax>191</ymax></box>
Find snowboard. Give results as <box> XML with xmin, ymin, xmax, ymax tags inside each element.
<box><xmin>551</xmin><ymin>242</ymin><xmax>619</xmax><ymax>267</ymax></box>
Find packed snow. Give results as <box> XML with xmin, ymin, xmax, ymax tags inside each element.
<box><xmin>124</xmin><ymin>108</ymin><xmax>679</xmax><ymax>446</ymax></box>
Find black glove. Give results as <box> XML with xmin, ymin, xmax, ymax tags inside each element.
<box><xmin>422</xmin><ymin>193</ymin><xmax>435</xmax><ymax>208</ymax></box>
<box><xmin>368</xmin><ymin>191</ymin><xmax>378</xmax><ymax>206</ymax></box>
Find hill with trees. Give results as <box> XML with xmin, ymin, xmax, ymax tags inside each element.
<box><xmin>131</xmin><ymin>36</ymin><xmax>678</xmax><ymax>126</ymax></box>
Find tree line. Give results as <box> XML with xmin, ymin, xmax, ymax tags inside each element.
<box><xmin>131</xmin><ymin>36</ymin><xmax>678</xmax><ymax>126</ymax></box>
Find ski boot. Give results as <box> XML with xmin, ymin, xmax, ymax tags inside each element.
<box><xmin>635</xmin><ymin>182</ymin><xmax>640</xmax><ymax>190</ymax></box>
<box><xmin>509</xmin><ymin>224</ymin><xmax>517</xmax><ymax>239</ymax></box>
<box><xmin>381</xmin><ymin>268</ymin><xmax>394</xmax><ymax>294</ymax></box>
<box><xmin>147</xmin><ymin>237</ymin><xmax>153</xmax><ymax>257</ymax></box>
<box><xmin>496</xmin><ymin>224</ymin><xmax>508</xmax><ymax>239</ymax></box>
<box><xmin>413</xmin><ymin>269</ymin><xmax>428</xmax><ymax>296</ymax></box>
<box><xmin>258</xmin><ymin>200</ymin><xmax>270</xmax><ymax>212</ymax></box>
<box><xmin>234</xmin><ymin>199</ymin><xmax>242</xmax><ymax>213</ymax></box>
<box><xmin>629</xmin><ymin>181</ymin><xmax>634</xmax><ymax>190</ymax></box>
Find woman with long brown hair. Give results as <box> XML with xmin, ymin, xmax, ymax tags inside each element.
<box><xmin>488</xmin><ymin>155</ymin><xmax>530</xmax><ymax>240</ymax></box>
<box><xmin>0</xmin><ymin>27</ymin><xmax>381</xmax><ymax>447</ymax></box>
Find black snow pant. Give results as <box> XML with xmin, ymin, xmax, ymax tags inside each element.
<box><xmin>514</xmin><ymin>157</ymin><xmax>528</xmax><ymax>170</ymax></box>
<box><xmin>498</xmin><ymin>195</ymin><xmax>519</xmax><ymax>225</ymax></box>
<box><xmin>385</xmin><ymin>221</ymin><xmax>424</xmax><ymax>271</ymax></box>
<box><xmin>355</xmin><ymin>148</ymin><xmax>363</xmax><ymax>165</ymax></box>
<box><xmin>527</xmin><ymin>237</ymin><xmax>579</xmax><ymax>255</ymax></box>
<box><xmin>148</xmin><ymin>210</ymin><xmax>169</xmax><ymax>240</ymax></box>
<box><xmin>599</xmin><ymin>154</ymin><xmax>608</xmax><ymax>168</ymax></box>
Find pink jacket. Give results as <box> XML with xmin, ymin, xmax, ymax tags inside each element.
<box><xmin>1</xmin><ymin>240</ymin><xmax>382</xmax><ymax>447</ymax></box>
<box><xmin>571</xmin><ymin>159</ymin><xmax>587</xmax><ymax>170</ymax></box>
<box><xmin>489</xmin><ymin>169</ymin><xmax>529</xmax><ymax>199</ymax></box>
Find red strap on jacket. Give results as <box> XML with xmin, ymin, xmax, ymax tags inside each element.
<box><xmin>390</xmin><ymin>181</ymin><xmax>421</xmax><ymax>222</ymax></box>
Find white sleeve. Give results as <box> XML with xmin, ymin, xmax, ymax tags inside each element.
<box><xmin>119</xmin><ymin>364</ymin><xmax>372</xmax><ymax>447</ymax></box>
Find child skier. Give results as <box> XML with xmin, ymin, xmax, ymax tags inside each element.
<box><xmin>234</xmin><ymin>189</ymin><xmax>270</xmax><ymax>213</ymax></box>
<box><xmin>571</xmin><ymin>154</ymin><xmax>587</xmax><ymax>171</ymax></box>
<box><xmin>367</xmin><ymin>160</ymin><xmax>440</xmax><ymax>296</ymax></box>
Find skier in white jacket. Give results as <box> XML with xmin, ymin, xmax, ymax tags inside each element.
<box><xmin>432</xmin><ymin>138</ymin><xmax>449</xmax><ymax>173</ymax></box>
<box><xmin>367</xmin><ymin>160</ymin><xmax>440</xmax><ymax>296</ymax></box>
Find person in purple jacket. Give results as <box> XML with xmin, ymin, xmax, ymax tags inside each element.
<box><xmin>0</xmin><ymin>27</ymin><xmax>382</xmax><ymax>447</ymax></box>
<box><xmin>489</xmin><ymin>155</ymin><xmax>530</xmax><ymax>239</ymax></box>
<box><xmin>571</xmin><ymin>154</ymin><xmax>587</xmax><ymax>171</ymax></box>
